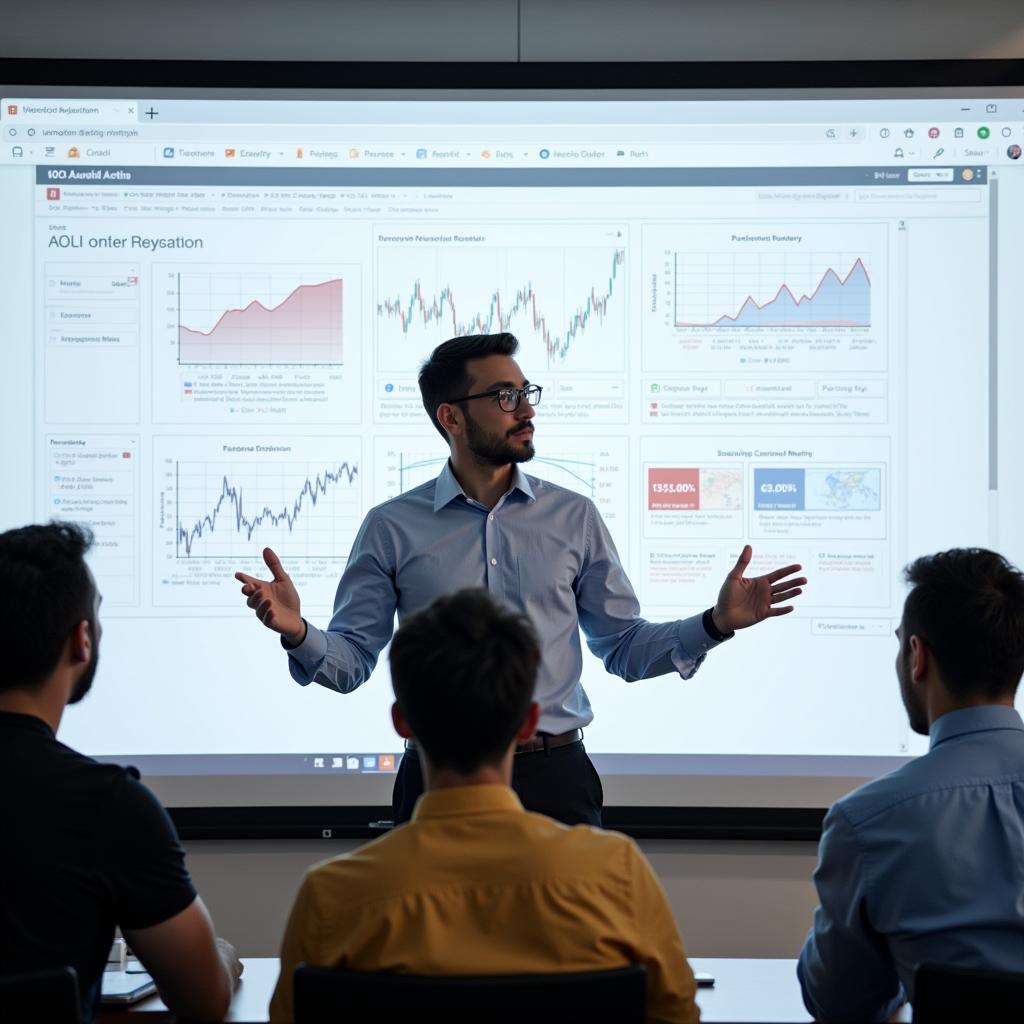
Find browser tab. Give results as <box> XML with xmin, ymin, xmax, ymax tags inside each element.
<box><xmin>3</xmin><ymin>99</ymin><xmax>139</xmax><ymax>125</ymax></box>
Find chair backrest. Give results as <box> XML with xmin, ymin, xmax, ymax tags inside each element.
<box><xmin>913</xmin><ymin>961</ymin><xmax>1024</xmax><ymax>1022</ymax></box>
<box><xmin>294</xmin><ymin>963</ymin><xmax>647</xmax><ymax>1024</ymax></box>
<box><xmin>0</xmin><ymin>966</ymin><xmax>81</xmax><ymax>1024</ymax></box>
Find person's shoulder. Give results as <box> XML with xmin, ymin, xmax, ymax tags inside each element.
<box><xmin>23</xmin><ymin>739</ymin><xmax>170</xmax><ymax>829</ymax></box>
<box><xmin>298</xmin><ymin>826</ymin><xmax>415</xmax><ymax>910</ymax></box>
<box><xmin>368</xmin><ymin>478</ymin><xmax>438</xmax><ymax>520</ymax></box>
<box><xmin>829</xmin><ymin>753</ymin><xmax>941</xmax><ymax>831</ymax></box>
<box><xmin>90</xmin><ymin>764</ymin><xmax>175</xmax><ymax>834</ymax></box>
<box><xmin>518</xmin><ymin>812</ymin><xmax>640</xmax><ymax>875</ymax></box>
<box><xmin>42</xmin><ymin>733</ymin><xmax>139</xmax><ymax>789</ymax></box>
<box><xmin>521</xmin><ymin>473</ymin><xmax>596</xmax><ymax>512</ymax></box>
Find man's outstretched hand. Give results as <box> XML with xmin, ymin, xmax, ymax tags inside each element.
<box><xmin>234</xmin><ymin>547</ymin><xmax>306</xmax><ymax>646</ymax></box>
<box><xmin>711</xmin><ymin>545</ymin><xmax>806</xmax><ymax>634</ymax></box>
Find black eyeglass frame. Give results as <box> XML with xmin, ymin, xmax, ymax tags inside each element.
<box><xmin>444</xmin><ymin>384</ymin><xmax>543</xmax><ymax>412</ymax></box>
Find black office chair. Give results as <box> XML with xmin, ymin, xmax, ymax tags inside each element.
<box><xmin>913</xmin><ymin>961</ymin><xmax>1024</xmax><ymax>1022</ymax></box>
<box><xmin>294</xmin><ymin>963</ymin><xmax>647</xmax><ymax>1023</ymax></box>
<box><xmin>0</xmin><ymin>966</ymin><xmax>81</xmax><ymax>1023</ymax></box>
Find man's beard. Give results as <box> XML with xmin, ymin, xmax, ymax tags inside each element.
<box><xmin>898</xmin><ymin>646</ymin><xmax>928</xmax><ymax>736</ymax></box>
<box><xmin>68</xmin><ymin>621</ymin><xmax>99</xmax><ymax>706</ymax></box>
<box><xmin>464</xmin><ymin>410</ymin><xmax>535</xmax><ymax>467</ymax></box>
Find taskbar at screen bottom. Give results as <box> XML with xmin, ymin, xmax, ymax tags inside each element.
<box><xmin>92</xmin><ymin>751</ymin><xmax>912</xmax><ymax>778</ymax></box>
<box><xmin>94</xmin><ymin>752</ymin><xmax>403</xmax><ymax>775</ymax></box>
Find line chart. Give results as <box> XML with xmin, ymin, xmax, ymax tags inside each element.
<box><xmin>153</xmin><ymin>435</ymin><xmax>365</xmax><ymax>608</ymax></box>
<box><xmin>375</xmin><ymin>245</ymin><xmax>626</xmax><ymax>373</ymax></box>
<box><xmin>374</xmin><ymin>435</ymin><xmax>629</xmax><ymax>548</ymax></box>
<box><xmin>172</xmin><ymin>460</ymin><xmax>361</xmax><ymax>560</ymax></box>
<box><xmin>393</xmin><ymin>452</ymin><xmax>601</xmax><ymax>498</ymax></box>
<box><xmin>642</xmin><ymin>222</ymin><xmax>889</xmax><ymax>374</ymax></box>
<box><xmin>176</xmin><ymin>461</ymin><xmax>359</xmax><ymax>558</ymax></box>
<box><xmin>674</xmin><ymin>254</ymin><xmax>871</xmax><ymax>328</ymax></box>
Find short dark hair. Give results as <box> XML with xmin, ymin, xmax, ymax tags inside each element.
<box><xmin>389</xmin><ymin>588</ymin><xmax>540</xmax><ymax>774</ymax></box>
<box><xmin>0</xmin><ymin>521</ymin><xmax>96</xmax><ymax>693</ymax></box>
<box><xmin>902</xmin><ymin>548</ymin><xmax>1024</xmax><ymax>699</ymax></box>
<box><xmin>418</xmin><ymin>333</ymin><xmax>520</xmax><ymax>440</ymax></box>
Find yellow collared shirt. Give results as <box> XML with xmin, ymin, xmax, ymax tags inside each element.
<box><xmin>270</xmin><ymin>785</ymin><xmax>698</xmax><ymax>1023</ymax></box>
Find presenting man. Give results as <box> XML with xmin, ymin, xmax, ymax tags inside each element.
<box><xmin>269</xmin><ymin>589</ymin><xmax>700</xmax><ymax>1024</ymax></box>
<box><xmin>798</xmin><ymin>548</ymin><xmax>1024</xmax><ymax>1022</ymax></box>
<box><xmin>0</xmin><ymin>522</ymin><xmax>242</xmax><ymax>1024</ymax></box>
<box><xmin>237</xmin><ymin>332</ymin><xmax>805</xmax><ymax>825</ymax></box>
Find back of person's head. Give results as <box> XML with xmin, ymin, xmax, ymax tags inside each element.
<box><xmin>902</xmin><ymin>548</ymin><xmax>1024</xmax><ymax>700</ymax></box>
<box><xmin>418</xmin><ymin>332</ymin><xmax>520</xmax><ymax>440</ymax></box>
<box><xmin>0</xmin><ymin>521</ymin><xmax>95</xmax><ymax>692</ymax></box>
<box><xmin>389</xmin><ymin>588</ymin><xmax>540</xmax><ymax>773</ymax></box>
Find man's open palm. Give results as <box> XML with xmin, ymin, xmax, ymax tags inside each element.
<box><xmin>712</xmin><ymin>544</ymin><xmax>806</xmax><ymax>634</ymax></box>
<box><xmin>235</xmin><ymin>548</ymin><xmax>305</xmax><ymax>645</ymax></box>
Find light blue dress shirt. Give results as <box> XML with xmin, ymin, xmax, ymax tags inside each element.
<box><xmin>285</xmin><ymin>461</ymin><xmax>722</xmax><ymax>732</ymax></box>
<box><xmin>798</xmin><ymin>704</ymin><xmax>1024</xmax><ymax>1022</ymax></box>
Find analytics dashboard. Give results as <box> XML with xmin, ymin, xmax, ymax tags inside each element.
<box><xmin>1</xmin><ymin>87</ymin><xmax>1022</xmax><ymax>806</ymax></box>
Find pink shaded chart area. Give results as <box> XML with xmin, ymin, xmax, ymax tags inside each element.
<box><xmin>676</xmin><ymin>257</ymin><xmax>871</xmax><ymax>328</ymax></box>
<box><xmin>178</xmin><ymin>278</ymin><xmax>343</xmax><ymax>364</ymax></box>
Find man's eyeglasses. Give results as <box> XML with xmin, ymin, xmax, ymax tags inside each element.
<box><xmin>445</xmin><ymin>384</ymin><xmax>543</xmax><ymax>412</ymax></box>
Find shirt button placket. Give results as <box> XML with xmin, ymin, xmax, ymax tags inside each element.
<box><xmin>485</xmin><ymin>510</ymin><xmax>500</xmax><ymax>596</ymax></box>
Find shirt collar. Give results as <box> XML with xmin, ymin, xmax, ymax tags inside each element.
<box><xmin>411</xmin><ymin>784</ymin><xmax>524</xmax><ymax>820</ymax></box>
<box><xmin>508</xmin><ymin>465</ymin><xmax>536</xmax><ymax>502</ymax></box>
<box><xmin>432</xmin><ymin>460</ymin><xmax>536</xmax><ymax>512</ymax></box>
<box><xmin>929</xmin><ymin>704</ymin><xmax>1024</xmax><ymax>750</ymax></box>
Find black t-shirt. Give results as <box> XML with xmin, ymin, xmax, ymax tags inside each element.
<box><xmin>0</xmin><ymin>712</ymin><xmax>197</xmax><ymax>1023</ymax></box>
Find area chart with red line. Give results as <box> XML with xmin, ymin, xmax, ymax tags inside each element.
<box><xmin>177</xmin><ymin>275</ymin><xmax>344</xmax><ymax>365</ymax></box>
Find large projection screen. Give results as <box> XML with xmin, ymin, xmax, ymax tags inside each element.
<box><xmin>2</xmin><ymin>61</ymin><xmax>1023</xmax><ymax>827</ymax></box>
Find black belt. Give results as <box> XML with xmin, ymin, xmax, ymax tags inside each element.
<box><xmin>513</xmin><ymin>728</ymin><xmax>582</xmax><ymax>754</ymax></box>
<box><xmin>404</xmin><ymin>728</ymin><xmax>582</xmax><ymax>757</ymax></box>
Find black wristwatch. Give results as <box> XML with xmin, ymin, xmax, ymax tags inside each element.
<box><xmin>702</xmin><ymin>607</ymin><xmax>735</xmax><ymax>643</ymax></box>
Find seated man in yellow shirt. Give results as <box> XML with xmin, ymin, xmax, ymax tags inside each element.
<box><xmin>270</xmin><ymin>588</ymin><xmax>700</xmax><ymax>1024</ymax></box>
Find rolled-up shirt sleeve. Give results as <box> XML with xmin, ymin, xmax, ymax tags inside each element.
<box><xmin>797</xmin><ymin>804</ymin><xmax>905</xmax><ymax>1023</ymax></box>
<box><xmin>575</xmin><ymin>501</ymin><xmax>722</xmax><ymax>682</ymax></box>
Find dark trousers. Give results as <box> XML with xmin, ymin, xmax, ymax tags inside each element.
<box><xmin>392</xmin><ymin>740</ymin><xmax>604</xmax><ymax>827</ymax></box>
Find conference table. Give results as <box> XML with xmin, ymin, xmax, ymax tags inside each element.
<box><xmin>101</xmin><ymin>957</ymin><xmax>915</xmax><ymax>1022</ymax></box>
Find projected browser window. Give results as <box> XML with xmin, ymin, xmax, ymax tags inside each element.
<box><xmin>1</xmin><ymin>94</ymin><xmax>1022</xmax><ymax>798</ymax></box>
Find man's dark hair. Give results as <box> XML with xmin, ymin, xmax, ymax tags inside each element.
<box><xmin>0</xmin><ymin>521</ymin><xmax>95</xmax><ymax>692</ymax></box>
<box><xmin>902</xmin><ymin>548</ymin><xmax>1024</xmax><ymax>699</ymax></box>
<box><xmin>418</xmin><ymin>333</ymin><xmax>520</xmax><ymax>440</ymax></box>
<box><xmin>389</xmin><ymin>588</ymin><xmax>540</xmax><ymax>774</ymax></box>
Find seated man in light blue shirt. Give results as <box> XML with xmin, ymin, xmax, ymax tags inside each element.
<box><xmin>236</xmin><ymin>331</ymin><xmax>806</xmax><ymax>827</ymax></box>
<box><xmin>798</xmin><ymin>547</ymin><xmax>1024</xmax><ymax>1022</ymax></box>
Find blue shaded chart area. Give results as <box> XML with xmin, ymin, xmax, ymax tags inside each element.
<box><xmin>677</xmin><ymin>257</ymin><xmax>871</xmax><ymax>328</ymax></box>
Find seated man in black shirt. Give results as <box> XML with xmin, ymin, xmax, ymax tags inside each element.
<box><xmin>0</xmin><ymin>522</ymin><xmax>242</xmax><ymax>1024</ymax></box>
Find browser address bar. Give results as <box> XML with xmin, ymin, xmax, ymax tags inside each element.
<box><xmin>608</xmin><ymin>124</ymin><xmax>866</xmax><ymax>143</ymax></box>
